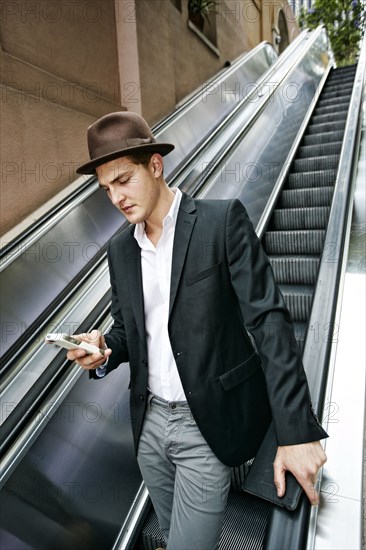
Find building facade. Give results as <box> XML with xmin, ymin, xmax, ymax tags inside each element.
<box><xmin>1</xmin><ymin>0</ymin><xmax>299</xmax><ymax>236</ymax></box>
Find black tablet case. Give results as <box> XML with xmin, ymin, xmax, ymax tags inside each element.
<box><xmin>243</xmin><ymin>422</ymin><xmax>303</xmax><ymax>511</ymax></box>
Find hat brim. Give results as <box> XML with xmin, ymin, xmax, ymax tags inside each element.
<box><xmin>76</xmin><ymin>142</ymin><xmax>175</xmax><ymax>175</ymax></box>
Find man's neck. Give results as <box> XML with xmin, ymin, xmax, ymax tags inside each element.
<box><xmin>145</xmin><ymin>186</ymin><xmax>175</xmax><ymax>246</ymax></box>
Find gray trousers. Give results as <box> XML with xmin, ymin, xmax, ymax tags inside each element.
<box><xmin>137</xmin><ymin>394</ymin><xmax>232</xmax><ymax>550</ymax></box>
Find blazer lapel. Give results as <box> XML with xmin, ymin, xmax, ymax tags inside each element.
<box><xmin>169</xmin><ymin>194</ymin><xmax>197</xmax><ymax>316</ymax></box>
<box><xmin>123</xmin><ymin>228</ymin><xmax>146</xmax><ymax>340</ymax></box>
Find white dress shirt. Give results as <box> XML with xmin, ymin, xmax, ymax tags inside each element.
<box><xmin>133</xmin><ymin>188</ymin><xmax>186</xmax><ymax>401</ymax></box>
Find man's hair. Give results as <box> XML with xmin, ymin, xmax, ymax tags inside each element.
<box><xmin>126</xmin><ymin>152</ymin><xmax>153</xmax><ymax>167</ymax></box>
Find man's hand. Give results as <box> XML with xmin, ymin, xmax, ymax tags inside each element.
<box><xmin>66</xmin><ymin>330</ymin><xmax>112</xmax><ymax>370</ymax></box>
<box><xmin>274</xmin><ymin>441</ymin><xmax>327</xmax><ymax>505</ymax></box>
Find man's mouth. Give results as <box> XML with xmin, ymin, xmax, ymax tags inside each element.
<box><xmin>122</xmin><ymin>205</ymin><xmax>134</xmax><ymax>213</ymax></box>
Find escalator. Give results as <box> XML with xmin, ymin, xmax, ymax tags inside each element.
<box><xmin>264</xmin><ymin>65</ymin><xmax>356</xmax><ymax>347</ymax></box>
<box><xmin>1</xmin><ymin>27</ymin><xmax>364</xmax><ymax>550</ymax></box>
<box><xmin>135</xmin><ymin>64</ymin><xmax>359</xmax><ymax>550</ymax></box>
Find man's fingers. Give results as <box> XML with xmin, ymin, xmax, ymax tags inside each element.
<box><xmin>293</xmin><ymin>469</ymin><xmax>319</xmax><ymax>506</ymax></box>
<box><xmin>66</xmin><ymin>348</ymin><xmax>87</xmax><ymax>361</ymax></box>
<box><xmin>273</xmin><ymin>462</ymin><xmax>286</xmax><ymax>498</ymax></box>
<box><xmin>73</xmin><ymin>330</ymin><xmax>101</xmax><ymax>345</ymax></box>
<box><xmin>302</xmin><ymin>477</ymin><xmax>319</xmax><ymax>506</ymax></box>
<box><xmin>274</xmin><ymin>464</ymin><xmax>319</xmax><ymax>504</ymax></box>
<box><xmin>273</xmin><ymin>442</ymin><xmax>326</xmax><ymax>505</ymax></box>
<box><xmin>70</xmin><ymin>352</ymin><xmax>106</xmax><ymax>370</ymax></box>
<box><xmin>66</xmin><ymin>337</ymin><xmax>112</xmax><ymax>370</ymax></box>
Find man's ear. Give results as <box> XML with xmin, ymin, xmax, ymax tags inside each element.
<box><xmin>150</xmin><ymin>153</ymin><xmax>164</xmax><ymax>178</ymax></box>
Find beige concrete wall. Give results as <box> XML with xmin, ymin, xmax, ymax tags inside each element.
<box><xmin>1</xmin><ymin>83</ymin><xmax>95</xmax><ymax>233</ymax></box>
<box><xmin>1</xmin><ymin>0</ymin><xmax>299</xmax><ymax>236</ymax></box>
<box><xmin>0</xmin><ymin>0</ymin><xmax>124</xmax><ymax>235</ymax></box>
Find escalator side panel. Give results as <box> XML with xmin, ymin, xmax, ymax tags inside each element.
<box><xmin>1</xmin><ymin>364</ymin><xmax>141</xmax><ymax>550</ymax></box>
<box><xmin>0</xmin><ymin>189</ymin><xmax>123</xmax><ymax>358</ymax></box>
<box><xmin>162</xmin><ymin>45</ymin><xmax>277</xmax><ymax>176</ymax></box>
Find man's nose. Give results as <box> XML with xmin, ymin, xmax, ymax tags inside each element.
<box><xmin>110</xmin><ymin>187</ymin><xmax>125</xmax><ymax>207</ymax></box>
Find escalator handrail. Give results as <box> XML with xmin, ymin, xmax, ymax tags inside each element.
<box><xmin>264</xmin><ymin>33</ymin><xmax>366</xmax><ymax>550</ymax></box>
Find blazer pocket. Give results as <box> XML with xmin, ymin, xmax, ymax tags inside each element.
<box><xmin>186</xmin><ymin>262</ymin><xmax>222</xmax><ymax>286</ymax></box>
<box><xmin>219</xmin><ymin>352</ymin><xmax>261</xmax><ymax>391</ymax></box>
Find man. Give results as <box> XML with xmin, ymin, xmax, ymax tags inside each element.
<box><xmin>68</xmin><ymin>112</ymin><xmax>327</xmax><ymax>550</ymax></box>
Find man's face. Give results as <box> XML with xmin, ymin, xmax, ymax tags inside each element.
<box><xmin>96</xmin><ymin>155</ymin><xmax>162</xmax><ymax>225</ymax></box>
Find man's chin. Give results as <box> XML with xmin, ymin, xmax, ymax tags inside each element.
<box><xmin>122</xmin><ymin>209</ymin><xmax>143</xmax><ymax>224</ymax></box>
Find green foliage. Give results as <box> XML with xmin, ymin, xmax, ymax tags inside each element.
<box><xmin>188</xmin><ymin>0</ymin><xmax>218</xmax><ymax>23</ymax></box>
<box><xmin>299</xmin><ymin>0</ymin><xmax>365</xmax><ymax>65</ymax></box>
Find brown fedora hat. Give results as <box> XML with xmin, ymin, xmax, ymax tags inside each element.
<box><xmin>76</xmin><ymin>111</ymin><xmax>175</xmax><ymax>174</ymax></box>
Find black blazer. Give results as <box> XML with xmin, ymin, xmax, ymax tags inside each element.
<box><xmin>92</xmin><ymin>193</ymin><xmax>327</xmax><ymax>466</ymax></box>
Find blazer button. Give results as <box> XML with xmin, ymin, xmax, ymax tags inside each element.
<box><xmin>139</xmin><ymin>395</ymin><xmax>145</xmax><ymax>401</ymax></box>
<box><xmin>142</xmin><ymin>360</ymin><xmax>148</xmax><ymax>366</ymax></box>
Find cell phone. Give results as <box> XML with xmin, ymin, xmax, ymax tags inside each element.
<box><xmin>45</xmin><ymin>333</ymin><xmax>104</xmax><ymax>355</ymax></box>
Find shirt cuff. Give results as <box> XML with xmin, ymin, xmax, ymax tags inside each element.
<box><xmin>95</xmin><ymin>342</ymin><xmax>109</xmax><ymax>377</ymax></box>
<box><xmin>95</xmin><ymin>365</ymin><xmax>107</xmax><ymax>378</ymax></box>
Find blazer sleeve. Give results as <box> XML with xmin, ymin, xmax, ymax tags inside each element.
<box><xmin>90</xmin><ymin>241</ymin><xmax>129</xmax><ymax>380</ymax></box>
<box><xmin>225</xmin><ymin>199</ymin><xmax>328</xmax><ymax>445</ymax></box>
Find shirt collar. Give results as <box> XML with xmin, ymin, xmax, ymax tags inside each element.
<box><xmin>134</xmin><ymin>188</ymin><xmax>182</xmax><ymax>246</ymax></box>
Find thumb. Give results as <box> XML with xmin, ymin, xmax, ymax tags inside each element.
<box><xmin>273</xmin><ymin>463</ymin><xmax>286</xmax><ymax>498</ymax></box>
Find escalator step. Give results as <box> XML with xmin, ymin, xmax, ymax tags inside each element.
<box><xmin>314</xmin><ymin>103</ymin><xmax>349</xmax><ymax>116</ymax></box>
<box><xmin>315</xmin><ymin>97</ymin><xmax>350</xmax><ymax>110</ymax></box>
<box><xmin>324</xmin><ymin>73</ymin><xmax>354</xmax><ymax>89</ymax></box>
<box><xmin>325</xmin><ymin>79</ymin><xmax>355</xmax><ymax>90</ymax></box>
<box><xmin>271</xmin><ymin>206</ymin><xmax>330</xmax><ymax>230</ymax></box>
<box><xmin>279</xmin><ymin>284</ymin><xmax>314</xmax><ymax>322</ymax></box>
<box><xmin>326</xmin><ymin>72</ymin><xmax>356</xmax><ymax>82</ymax></box>
<box><xmin>303</xmin><ymin>131</ymin><xmax>344</xmax><ymax>146</ymax></box>
<box><xmin>293</xmin><ymin>155</ymin><xmax>339</xmax><ymax>172</ymax></box>
<box><xmin>270</xmin><ymin>256</ymin><xmax>320</xmax><ymax>285</ymax></box>
<box><xmin>140</xmin><ymin>492</ymin><xmax>272</xmax><ymax>550</ymax></box>
<box><xmin>306</xmin><ymin>120</ymin><xmax>346</xmax><ymax>134</ymax></box>
<box><xmin>280</xmin><ymin>187</ymin><xmax>334</xmax><ymax>208</ymax></box>
<box><xmin>328</xmin><ymin>66</ymin><xmax>356</xmax><ymax>76</ymax></box>
<box><xmin>328</xmin><ymin>66</ymin><xmax>356</xmax><ymax>74</ymax></box>
<box><xmin>324</xmin><ymin>72</ymin><xmax>355</xmax><ymax>80</ymax></box>
<box><xmin>231</xmin><ymin>460</ymin><xmax>254</xmax><ymax>492</ymax></box>
<box><xmin>297</xmin><ymin>141</ymin><xmax>343</xmax><ymax>158</ymax></box>
<box><xmin>310</xmin><ymin>111</ymin><xmax>348</xmax><ymax>125</ymax></box>
<box><xmin>264</xmin><ymin>230</ymin><xmax>325</xmax><ymax>255</ymax></box>
<box><xmin>287</xmin><ymin>170</ymin><xmax>337</xmax><ymax>189</ymax></box>
<box><xmin>320</xmin><ymin>86</ymin><xmax>354</xmax><ymax>100</ymax></box>
<box><xmin>141</xmin><ymin>510</ymin><xmax>166</xmax><ymax>549</ymax></box>
<box><xmin>218</xmin><ymin>492</ymin><xmax>271</xmax><ymax>550</ymax></box>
